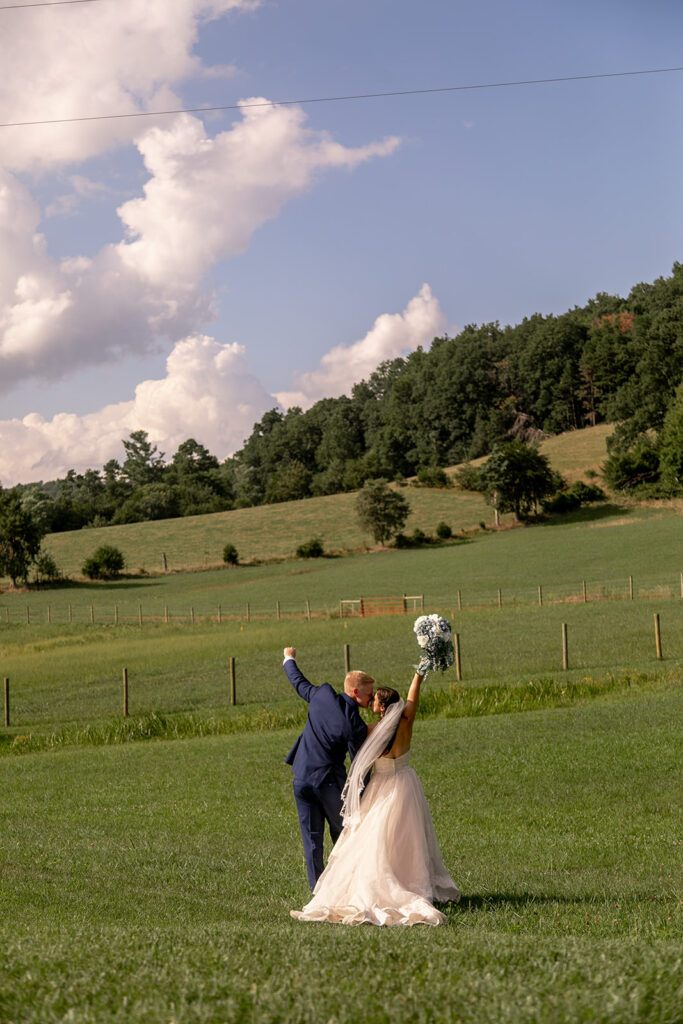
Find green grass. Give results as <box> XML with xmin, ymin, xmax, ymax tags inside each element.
<box><xmin>1</xmin><ymin>684</ymin><xmax>680</xmax><ymax>1023</ymax></box>
<box><xmin>2</xmin><ymin>507</ymin><xmax>682</xmax><ymax>622</ymax></box>
<box><xmin>1</xmin><ymin>599</ymin><xmax>681</xmax><ymax>737</ymax></box>
<box><xmin>6</xmin><ymin>422</ymin><xmax>617</xmax><ymax>580</ymax></box>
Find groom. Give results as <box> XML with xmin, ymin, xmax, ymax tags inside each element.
<box><xmin>283</xmin><ymin>646</ymin><xmax>374</xmax><ymax>890</ymax></box>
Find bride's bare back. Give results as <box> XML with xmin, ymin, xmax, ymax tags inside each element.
<box><xmin>380</xmin><ymin>671</ymin><xmax>423</xmax><ymax>759</ymax></box>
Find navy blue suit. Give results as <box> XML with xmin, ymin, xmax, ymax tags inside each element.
<box><xmin>284</xmin><ymin>658</ymin><xmax>368</xmax><ymax>889</ymax></box>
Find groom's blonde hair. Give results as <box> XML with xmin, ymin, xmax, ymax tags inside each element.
<box><xmin>344</xmin><ymin>670</ymin><xmax>374</xmax><ymax>694</ymax></box>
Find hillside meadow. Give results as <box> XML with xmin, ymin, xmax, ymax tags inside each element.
<box><xmin>23</xmin><ymin>423</ymin><xmax>615</xmax><ymax>578</ymax></box>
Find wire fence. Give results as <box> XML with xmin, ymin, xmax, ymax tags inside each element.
<box><xmin>0</xmin><ymin>573</ymin><xmax>681</xmax><ymax>627</ymax></box>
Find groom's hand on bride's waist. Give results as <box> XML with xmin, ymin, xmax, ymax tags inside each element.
<box><xmin>283</xmin><ymin>646</ymin><xmax>296</xmax><ymax>662</ymax></box>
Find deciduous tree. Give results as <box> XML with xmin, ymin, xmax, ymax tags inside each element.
<box><xmin>355</xmin><ymin>480</ymin><xmax>410</xmax><ymax>545</ymax></box>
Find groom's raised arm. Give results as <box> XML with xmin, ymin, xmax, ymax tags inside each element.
<box><xmin>283</xmin><ymin>647</ymin><xmax>316</xmax><ymax>703</ymax></box>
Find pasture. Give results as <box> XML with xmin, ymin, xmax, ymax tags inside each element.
<box><xmin>1</xmin><ymin>684</ymin><xmax>680</xmax><ymax>1023</ymax></box>
<box><xmin>1</xmin><ymin>448</ymin><xmax>681</xmax><ymax>1022</ymax></box>
<box><xmin>27</xmin><ymin>423</ymin><xmax>616</xmax><ymax>578</ymax></box>
<box><xmin>1</xmin><ymin>509</ymin><xmax>681</xmax><ymax>740</ymax></box>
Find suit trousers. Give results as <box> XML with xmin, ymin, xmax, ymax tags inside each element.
<box><xmin>293</xmin><ymin>775</ymin><xmax>344</xmax><ymax>890</ymax></box>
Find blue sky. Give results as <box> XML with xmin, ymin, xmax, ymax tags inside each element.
<box><xmin>0</xmin><ymin>0</ymin><xmax>681</xmax><ymax>484</ymax></box>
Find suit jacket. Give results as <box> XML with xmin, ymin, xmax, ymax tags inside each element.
<box><xmin>284</xmin><ymin>659</ymin><xmax>368</xmax><ymax>788</ymax></box>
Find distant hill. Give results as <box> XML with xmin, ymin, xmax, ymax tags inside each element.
<box><xmin>38</xmin><ymin>425</ymin><xmax>613</xmax><ymax>578</ymax></box>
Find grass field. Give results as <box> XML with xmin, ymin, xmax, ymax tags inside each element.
<box><xmin>1</xmin><ymin>682</ymin><xmax>680</xmax><ymax>1023</ymax></box>
<box><xmin>1</xmin><ymin>508</ymin><xmax>681</xmax><ymax>740</ymax></box>
<box><xmin>12</xmin><ymin>423</ymin><xmax>616</xmax><ymax>579</ymax></box>
<box><xmin>1</xmin><ymin>599</ymin><xmax>682</xmax><ymax>741</ymax></box>
<box><xmin>1</xmin><ymin>424</ymin><xmax>681</xmax><ymax>1021</ymax></box>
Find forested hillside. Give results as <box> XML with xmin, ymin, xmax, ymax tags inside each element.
<box><xmin>13</xmin><ymin>262</ymin><xmax>683</xmax><ymax>531</ymax></box>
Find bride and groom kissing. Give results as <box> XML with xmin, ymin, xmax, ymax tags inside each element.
<box><xmin>283</xmin><ymin>645</ymin><xmax>460</xmax><ymax>926</ymax></box>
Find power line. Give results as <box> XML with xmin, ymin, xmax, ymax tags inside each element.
<box><xmin>1</xmin><ymin>65</ymin><xmax>682</xmax><ymax>130</ymax></box>
<box><xmin>0</xmin><ymin>1</ymin><xmax>102</xmax><ymax>9</ymax></box>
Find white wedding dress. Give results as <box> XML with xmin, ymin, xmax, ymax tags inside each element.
<box><xmin>291</xmin><ymin>751</ymin><xmax>460</xmax><ymax>926</ymax></box>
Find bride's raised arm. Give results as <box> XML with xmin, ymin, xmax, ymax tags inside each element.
<box><xmin>403</xmin><ymin>671</ymin><xmax>423</xmax><ymax>724</ymax></box>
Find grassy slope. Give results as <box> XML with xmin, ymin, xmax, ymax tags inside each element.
<box><xmin>0</xmin><ymin>684</ymin><xmax>680</xmax><ymax>1023</ymax></box>
<box><xmin>30</xmin><ymin>424</ymin><xmax>619</xmax><ymax>577</ymax></box>
<box><xmin>1</xmin><ymin>501</ymin><xmax>681</xmax><ymax>733</ymax></box>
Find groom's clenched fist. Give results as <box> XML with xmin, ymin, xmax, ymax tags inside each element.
<box><xmin>284</xmin><ymin>646</ymin><xmax>296</xmax><ymax>660</ymax></box>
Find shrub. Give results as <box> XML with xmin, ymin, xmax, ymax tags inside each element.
<box><xmin>543</xmin><ymin>481</ymin><xmax>607</xmax><ymax>514</ymax></box>
<box><xmin>394</xmin><ymin>532</ymin><xmax>411</xmax><ymax>549</ymax></box>
<box><xmin>411</xmin><ymin>527</ymin><xmax>427</xmax><ymax>544</ymax></box>
<box><xmin>82</xmin><ymin>545</ymin><xmax>125</xmax><ymax>580</ymax></box>
<box><xmin>415</xmin><ymin>466</ymin><xmax>452</xmax><ymax>488</ymax></box>
<box><xmin>222</xmin><ymin>543</ymin><xmax>239</xmax><ymax>566</ymax></box>
<box><xmin>436</xmin><ymin>521</ymin><xmax>452</xmax><ymax>540</ymax></box>
<box><xmin>568</xmin><ymin>481</ymin><xmax>606</xmax><ymax>503</ymax></box>
<box><xmin>603</xmin><ymin>438</ymin><xmax>660</xmax><ymax>491</ymax></box>
<box><xmin>296</xmin><ymin>538</ymin><xmax>324</xmax><ymax>559</ymax></box>
<box><xmin>455</xmin><ymin>463</ymin><xmax>483</xmax><ymax>491</ymax></box>
<box><xmin>33</xmin><ymin>551</ymin><xmax>62</xmax><ymax>583</ymax></box>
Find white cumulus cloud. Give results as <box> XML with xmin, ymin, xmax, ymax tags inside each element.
<box><xmin>276</xmin><ymin>284</ymin><xmax>447</xmax><ymax>409</ymax></box>
<box><xmin>0</xmin><ymin>108</ymin><xmax>400</xmax><ymax>392</ymax></box>
<box><xmin>0</xmin><ymin>289</ymin><xmax>445</xmax><ymax>485</ymax></box>
<box><xmin>0</xmin><ymin>335</ymin><xmax>274</xmax><ymax>485</ymax></box>
<box><xmin>0</xmin><ymin>0</ymin><xmax>259</xmax><ymax>172</ymax></box>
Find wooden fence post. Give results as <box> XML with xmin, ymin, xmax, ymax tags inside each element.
<box><xmin>454</xmin><ymin>634</ymin><xmax>462</xmax><ymax>682</ymax></box>
<box><xmin>138</xmin><ymin>604</ymin><xmax>143</xmax><ymax>627</ymax></box>
<box><xmin>47</xmin><ymin>605</ymin><xmax>51</xmax><ymax>624</ymax></box>
<box><xmin>306</xmin><ymin>599</ymin><xmax>311</xmax><ymax>622</ymax></box>
<box><xmin>276</xmin><ymin>600</ymin><xmax>280</xmax><ymax>621</ymax></box>
<box><xmin>654</xmin><ymin>613</ymin><xmax>663</xmax><ymax>660</ymax></box>
<box><xmin>538</xmin><ymin>585</ymin><xmax>543</xmax><ymax>607</ymax></box>
<box><xmin>497</xmin><ymin>588</ymin><xmax>502</xmax><ymax>609</ymax></box>
<box><xmin>164</xmin><ymin>606</ymin><xmax>169</xmax><ymax>624</ymax></box>
<box><xmin>114</xmin><ymin>606</ymin><xmax>119</xmax><ymax>626</ymax></box>
<box><xmin>582</xmin><ymin>580</ymin><xmax>587</xmax><ymax>603</ymax></box>
<box><xmin>90</xmin><ymin>604</ymin><xmax>94</xmax><ymax>625</ymax></box>
<box><xmin>229</xmin><ymin>657</ymin><xmax>236</xmax><ymax>706</ymax></box>
<box><xmin>26</xmin><ymin>606</ymin><xmax>30</xmax><ymax>624</ymax></box>
<box><xmin>402</xmin><ymin>594</ymin><xmax>407</xmax><ymax>614</ymax></box>
<box><xmin>4</xmin><ymin>678</ymin><xmax>9</xmax><ymax>728</ymax></box>
<box><xmin>218</xmin><ymin>604</ymin><xmax>222</xmax><ymax>624</ymax></box>
<box><xmin>457</xmin><ymin>590</ymin><xmax>462</xmax><ymax>611</ymax></box>
<box><xmin>629</xmin><ymin>575</ymin><xmax>634</xmax><ymax>600</ymax></box>
<box><xmin>4</xmin><ymin>608</ymin><xmax>8</xmax><ymax>623</ymax></box>
<box><xmin>68</xmin><ymin>604</ymin><xmax>72</xmax><ymax>623</ymax></box>
<box><xmin>246</xmin><ymin>602</ymin><xmax>250</xmax><ymax>623</ymax></box>
<box><xmin>562</xmin><ymin>623</ymin><xmax>569</xmax><ymax>670</ymax></box>
<box><xmin>122</xmin><ymin>668</ymin><xmax>129</xmax><ymax>718</ymax></box>
<box><xmin>190</xmin><ymin>607</ymin><xmax>195</xmax><ymax>625</ymax></box>
<box><xmin>344</xmin><ymin>643</ymin><xmax>351</xmax><ymax>673</ymax></box>
<box><xmin>162</xmin><ymin>552</ymin><xmax>168</xmax><ymax>571</ymax></box>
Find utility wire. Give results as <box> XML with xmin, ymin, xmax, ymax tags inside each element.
<box><xmin>1</xmin><ymin>65</ymin><xmax>682</xmax><ymax>129</ymax></box>
<box><xmin>0</xmin><ymin>1</ymin><xmax>101</xmax><ymax>9</ymax></box>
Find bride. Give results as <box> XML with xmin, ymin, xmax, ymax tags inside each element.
<box><xmin>291</xmin><ymin>669</ymin><xmax>460</xmax><ymax>926</ymax></box>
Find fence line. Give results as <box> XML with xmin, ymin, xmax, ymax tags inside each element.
<box><xmin>2</xmin><ymin>611</ymin><xmax>678</xmax><ymax>728</ymax></box>
<box><xmin>0</xmin><ymin>573</ymin><xmax>682</xmax><ymax>627</ymax></box>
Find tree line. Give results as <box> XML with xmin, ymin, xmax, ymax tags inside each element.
<box><xmin>6</xmin><ymin>261</ymin><xmax>683</xmax><ymax>539</ymax></box>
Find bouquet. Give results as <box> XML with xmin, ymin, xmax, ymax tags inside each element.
<box><xmin>413</xmin><ymin>614</ymin><xmax>455</xmax><ymax>677</ymax></box>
